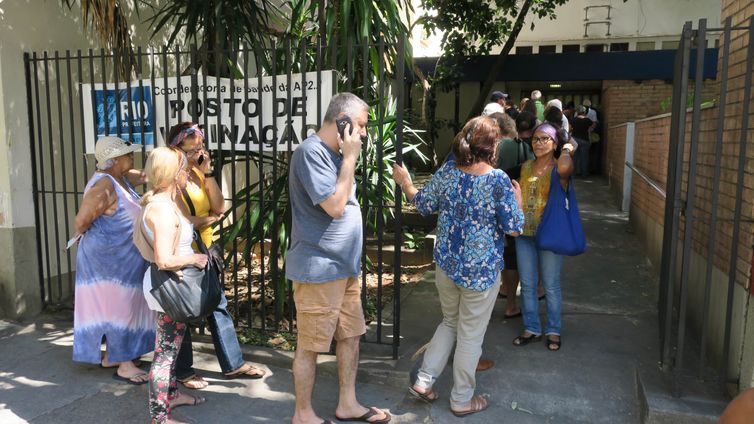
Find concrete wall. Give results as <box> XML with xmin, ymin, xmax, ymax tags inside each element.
<box><xmin>0</xmin><ymin>1</ymin><xmax>198</xmax><ymax>318</ymax></box>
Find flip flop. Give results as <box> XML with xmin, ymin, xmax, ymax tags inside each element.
<box><xmin>512</xmin><ymin>333</ymin><xmax>542</xmax><ymax>346</ymax></box>
<box><xmin>100</xmin><ymin>359</ymin><xmax>142</xmax><ymax>369</ymax></box>
<box><xmin>171</xmin><ymin>393</ymin><xmax>207</xmax><ymax>409</ymax></box>
<box><xmin>503</xmin><ymin>311</ymin><xmax>522</xmax><ymax>319</ymax></box>
<box><xmin>408</xmin><ymin>385</ymin><xmax>439</xmax><ymax>403</ymax></box>
<box><xmin>336</xmin><ymin>407</ymin><xmax>391</xmax><ymax>423</ymax></box>
<box><xmin>224</xmin><ymin>362</ymin><xmax>266</xmax><ymax>379</ymax></box>
<box><xmin>545</xmin><ymin>336</ymin><xmax>562</xmax><ymax>351</ymax></box>
<box><xmin>112</xmin><ymin>371</ymin><xmax>148</xmax><ymax>385</ymax></box>
<box><xmin>178</xmin><ymin>374</ymin><xmax>209</xmax><ymax>389</ymax></box>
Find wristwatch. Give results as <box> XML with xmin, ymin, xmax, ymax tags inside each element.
<box><xmin>204</xmin><ymin>170</ymin><xmax>216</xmax><ymax>178</ymax></box>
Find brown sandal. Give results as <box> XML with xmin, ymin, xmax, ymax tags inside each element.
<box><xmin>451</xmin><ymin>395</ymin><xmax>489</xmax><ymax>417</ymax></box>
<box><xmin>178</xmin><ymin>374</ymin><xmax>209</xmax><ymax>389</ymax></box>
<box><xmin>408</xmin><ymin>385</ymin><xmax>439</xmax><ymax>403</ymax></box>
<box><xmin>224</xmin><ymin>362</ymin><xmax>266</xmax><ymax>379</ymax></box>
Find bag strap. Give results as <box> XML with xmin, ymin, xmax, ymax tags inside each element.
<box><xmin>181</xmin><ymin>188</ymin><xmax>196</xmax><ymax>216</ymax></box>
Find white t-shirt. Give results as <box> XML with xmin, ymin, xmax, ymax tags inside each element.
<box><xmin>482</xmin><ymin>102</ymin><xmax>505</xmax><ymax>117</ymax></box>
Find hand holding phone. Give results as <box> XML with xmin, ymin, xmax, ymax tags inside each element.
<box><xmin>336</xmin><ymin>116</ymin><xmax>352</xmax><ymax>140</ymax></box>
<box><xmin>335</xmin><ymin>116</ymin><xmax>361</xmax><ymax>160</ymax></box>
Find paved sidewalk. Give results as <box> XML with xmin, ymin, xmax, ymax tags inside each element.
<box><xmin>0</xmin><ymin>177</ymin><xmax>719</xmax><ymax>423</ymax></box>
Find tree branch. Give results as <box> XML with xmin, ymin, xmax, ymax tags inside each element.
<box><xmin>466</xmin><ymin>0</ymin><xmax>534</xmax><ymax>120</ymax></box>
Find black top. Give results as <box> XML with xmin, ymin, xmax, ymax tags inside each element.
<box><xmin>571</xmin><ymin>116</ymin><xmax>593</xmax><ymax>140</ymax></box>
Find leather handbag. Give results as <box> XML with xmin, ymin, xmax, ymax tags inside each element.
<box><xmin>149</xmin><ymin>230</ymin><xmax>223</xmax><ymax>323</ymax></box>
<box><xmin>535</xmin><ymin>168</ymin><xmax>587</xmax><ymax>256</ymax></box>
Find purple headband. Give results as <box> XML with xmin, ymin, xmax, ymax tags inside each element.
<box><xmin>533</xmin><ymin>122</ymin><xmax>558</xmax><ymax>142</ymax></box>
<box><xmin>170</xmin><ymin>124</ymin><xmax>204</xmax><ymax>147</ymax></box>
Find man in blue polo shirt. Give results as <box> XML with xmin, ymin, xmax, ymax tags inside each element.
<box><xmin>287</xmin><ymin>92</ymin><xmax>391</xmax><ymax>424</ymax></box>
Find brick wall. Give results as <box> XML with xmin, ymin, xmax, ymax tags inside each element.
<box><xmin>604</xmin><ymin>123</ymin><xmax>627</xmax><ymax>200</ymax></box>
<box><xmin>621</xmin><ymin>103</ymin><xmax>754</xmax><ymax>291</ymax></box>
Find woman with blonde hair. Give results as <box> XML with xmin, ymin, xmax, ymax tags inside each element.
<box><xmin>133</xmin><ymin>147</ymin><xmax>209</xmax><ymax>424</ymax></box>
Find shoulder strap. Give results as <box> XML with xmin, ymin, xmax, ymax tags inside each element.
<box><xmin>181</xmin><ymin>188</ymin><xmax>196</xmax><ymax>216</ymax></box>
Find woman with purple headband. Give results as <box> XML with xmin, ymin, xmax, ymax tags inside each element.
<box><xmin>166</xmin><ymin>122</ymin><xmax>267</xmax><ymax>391</ymax></box>
<box><xmin>512</xmin><ymin>122</ymin><xmax>576</xmax><ymax>352</ymax></box>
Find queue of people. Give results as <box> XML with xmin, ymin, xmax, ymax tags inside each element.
<box><xmin>71</xmin><ymin>89</ymin><xmax>585</xmax><ymax>422</ymax></box>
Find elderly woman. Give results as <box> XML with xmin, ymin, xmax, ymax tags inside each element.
<box><xmin>393</xmin><ymin>116</ymin><xmax>524</xmax><ymax>417</ymax></box>
<box><xmin>166</xmin><ymin>122</ymin><xmax>266</xmax><ymax>390</ymax></box>
<box><xmin>133</xmin><ymin>147</ymin><xmax>209</xmax><ymax>424</ymax></box>
<box><xmin>72</xmin><ymin>136</ymin><xmax>154</xmax><ymax>384</ymax></box>
<box><xmin>512</xmin><ymin>123</ymin><xmax>576</xmax><ymax>352</ymax></box>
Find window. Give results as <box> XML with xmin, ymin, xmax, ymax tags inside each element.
<box><xmin>585</xmin><ymin>44</ymin><xmax>605</xmax><ymax>53</ymax></box>
<box><xmin>515</xmin><ymin>46</ymin><xmax>533</xmax><ymax>55</ymax></box>
<box><xmin>636</xmin><ymin>41</ymin><xmax>656</xmax><ymax>51</ymax></box>
<box><xmin>562</xmin><ymin>44</ymin><xmax>581</xmax><ymax>53</ymax></box>
<box><xmin>538</xmin><ymin>45</ymin><xmax>556</xmax><ymax>54</ymax></box>
<box><xmin>661</xmin><ymin>41</ymin><xmax>680</xmax><ymax>50</ymax></box>
<box><xmin>610</xmin><ymin>43</ymin><xmax>629</xmax><ymax>52</ymax></box>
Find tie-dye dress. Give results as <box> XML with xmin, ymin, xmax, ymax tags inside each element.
<box><xmin>73</xmin><ymin>173</ymin><xmax>155</xmax><ymax>364</ymax></box>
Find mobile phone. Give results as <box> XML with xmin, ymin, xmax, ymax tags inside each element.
<box><xmin>336</xmin><ymin>116</ymin><xmax>352</xmax><ymax>140</ymax></box>
<box><xmin>197</xmin><ymin>154</ymin><xmax>205</xmax><ymax>165</ymax></box>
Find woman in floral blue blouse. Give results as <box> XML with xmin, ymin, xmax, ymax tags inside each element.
<box><xmin>392</xmin><ymin>116</ymin><xmax>524</xmax><ymax>417</ymax></box>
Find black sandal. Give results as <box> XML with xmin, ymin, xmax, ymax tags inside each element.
<box><xmin>512</xmin><ymin>332</ymin><xmax>542</xmax><ymax>346</ymax></box>
<box><xmin>545</xmin><ymin>336</ymin><xmax>562</xmax><ymax>351</ymax></box>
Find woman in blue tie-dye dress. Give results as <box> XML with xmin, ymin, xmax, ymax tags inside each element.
<box><xmin>72</xmin><ymin>137</ymin><xmax>155</xmax><ymax>384</ymax></box>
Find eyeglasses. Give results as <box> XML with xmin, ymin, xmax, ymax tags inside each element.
<box><xmin>532</xmin><ymin>136</ymin><xmax>554</xmax><ymax>145</ymax></box>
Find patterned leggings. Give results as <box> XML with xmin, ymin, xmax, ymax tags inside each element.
<box><xmin>148</xmin><ymin>313</ymin><xmax>187</xmax><ymax>423</ymax></box>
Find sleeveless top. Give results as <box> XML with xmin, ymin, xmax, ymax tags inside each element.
<box><xmin>519</xmin><ymin>160</ymin><xmax>553</xmax><ymax>237</ymax></box>
<box><xmin>141</xmin><ymin>199</ymin><xmax>195</xmax><ymax>312</ymax></box>
<box><xmin>182</xmin><ymin>168</ymin><xmax>214</xmax><ymax>247</ymax></box>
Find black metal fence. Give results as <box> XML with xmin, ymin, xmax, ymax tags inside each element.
<box><xmin>24</xmin><ymin>37</ymin><xmax>407</xmax><ymax>357</ymax></box>
<box><xmin>660</xmin><ymin>18</ymin><xmax>753</xmax><ymax>394</ymax></box>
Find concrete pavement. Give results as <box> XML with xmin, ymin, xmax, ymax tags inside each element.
<box><xmin>0</xmin><ymin>177</ymin><xmax>727</xmax><ymax>423</ymax></box>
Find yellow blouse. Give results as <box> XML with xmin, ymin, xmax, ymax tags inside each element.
<box><xmin>182</xmin><ymin>168</ymin><xmax>214</xmax><ymax>248</ymax></box>
<box><xmin>519</xmin><ymin>160</ymin><xmax>552</xmax><ymax>236</ymax></box>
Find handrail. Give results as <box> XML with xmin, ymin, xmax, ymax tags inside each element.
<box><xmin>625</xmin><ymin>161</ymin><xmax>666</xmax><ymax>198</ymax></box>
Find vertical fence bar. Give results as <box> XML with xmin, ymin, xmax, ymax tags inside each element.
<box><xmin>376</xmin><ymin>37</ymin><xmax>385</xmax><ymax>343</ymax></box>
<box><xmin>454</xmin><ymin>83</ymin><xmax>460</xmax><ymax>133</ymax></box>
<box><xmin>296</xmin><ymin>39</ymin><xmax>308</xmax><ymax>331</ymax></box>
<box><xmin>659</xmin><ymin>21</ymin><xmax>692</xmax><ymax>372</ymax></box>
<box><xmin>255</xmin><ymin>47</ymin><xmax>267</xmax><ymax>333</ymax></box>
<box><xmin>125</xmin><ymin>51</ymin><xmax>134</xmax><ymax>142</ymax></box>
<box><xmin>24</xmin><ymin>53</ymin><xmax>47</xmax><ymax>306</ymax></box>
<box><xmin>229</xmin><ymin>49</ymin><xmax>240</xmax><ymax>326</ymax></box>
<box><xmin>113</xmin><ymin>49</ymin><xmax>122</xmax><ymax>138</ymax></box>
<box><xmin>271</xmin><ymin>41</ymin><xmax>281</xmax><ymax>331</ymax></box>
<box><xmin>65</xmin><ymin>51</ymin><xmax>81</xmax><ymax>210</ymax></box>
<box><xmin>33</xmin><ymin>53</ymin><xmax>52</xmax><ymax>302</ymax></box>
<box><xmin>700</xmin><ymin>17</ymin><xmax>731</xmax><ymax>378</ymax></box>
<box><xmin>174</xmin><ymin>47</ymin><xmax>183</xmax><ymax>123</ymax></box>
<box><xmin>393</xmin><ymin>35</ymin><xmax>406</xmax><ymax>357</ymax></box>
<box><xmin>136</xmin><ymin>47</ymin><xmax>147</xmax><ymax>167</ymax></box>
<box><xmin>242</xmin><ymin>47</ymin><xmax>253</xmax><ymax>329</ymax></box>
<box><xmin>722</xmin><ymin>15</ymin><xmax>754</xmax><ymax>384</ymax></box>
<box><xmin>43</xmin><ymin>52</ymin><xmax>64</xmax><ymax>301</ymax></box>
<box><xmin>286</xmin><ymin>38</ymin><xmax>295</xmax><ymax>330</ymax></box>
<box><xmin>77</xmin><ymin>50</ymin><xmax>89</xmax><ymax>186</ymax></box>
<box><xmin>53</xmin><ymin>51</ymin><xmax>74</xmax><ymax>295</ymax></box>
<box><xmin>674</xmin><ymin>19</ymin><xmax>707</xmax><ymax>387</ymax></box>
<box><xmin>360</xmin><ymin>37</ymin><xmax>369</xmax><ymax>329</ymax></box>
<box><xmin>162</xmin><ymin>47</ymin><xmax>170</xmax><ymax>139</ymax></box>
<box><xmin>100</xmin><ymin>49</ymin><xmax>109</xmax><ymax>136</ymax></box>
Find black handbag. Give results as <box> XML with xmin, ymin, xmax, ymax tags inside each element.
<box><xmin>149</xmin><ymin>231</ymin><xmax>223</xmax><ymax>323</ymax></box>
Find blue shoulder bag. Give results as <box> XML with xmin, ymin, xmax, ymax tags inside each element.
<box><xmin>535</xmin><ymin>168</ymin><xmax>587</xmax><ymax>256</ymax></box>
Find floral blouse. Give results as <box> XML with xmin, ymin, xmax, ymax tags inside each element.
<box><xmin>413</xmin><ymin>165</ymin><xmax>524</xmax><ymax>292</ymax></box>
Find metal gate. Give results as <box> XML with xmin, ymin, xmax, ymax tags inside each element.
<box><xmin>23</xmin><ymin>38</ymin><xmax>408</xmax><ymax>357</ymax></box>
<box><xmin>660</xmin><ymin>17</ymin><xmax>753</xmax><ymax>393</ymax></box>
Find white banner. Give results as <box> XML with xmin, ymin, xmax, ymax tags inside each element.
<box><xmin>83</xmin><ymin>71</ymin><xmax>335</xmax><ymax>153</ymax></box>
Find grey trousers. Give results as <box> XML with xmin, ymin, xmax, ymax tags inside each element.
<box><xmin>415</xmin><ymin>266</ymin><xmax>500</xmax><ymax>408</ymax></box>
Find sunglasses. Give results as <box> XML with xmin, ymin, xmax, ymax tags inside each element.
<box><xmin>532</xmin><ymin>136</ymin><xmax>554</xmax><ymax>145</ymax></box>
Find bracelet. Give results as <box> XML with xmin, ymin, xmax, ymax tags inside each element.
<box><xmin>204</xmin><ymin>171</ymin><xmax>216</xmax><ymax>178</ymax></box>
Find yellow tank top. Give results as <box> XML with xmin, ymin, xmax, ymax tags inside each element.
<box><xmin>519</xmin><ymin>160</ymin><xmax>553</xmax><ymax>236</ymax></box>
<box><xmin>182</xmin><ymin>168</ymin><xmax>214</xmax><ymax>248</ymax></box>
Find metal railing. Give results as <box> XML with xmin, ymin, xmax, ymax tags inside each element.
<box><xmin>24</xmin><ymin>37</ymin><xmax>408</xmax><ymax>357</ymax></box>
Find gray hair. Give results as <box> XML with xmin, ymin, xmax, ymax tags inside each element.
<box><xmin>583</xmin><ymin>99</ymin><xmax>592</xmax><ymax>107</ymax></box>
<box><xmin>96</xmin><ymin>158</ymin><xmax>114</xmax><ymax>171</ymax></box>
<box><xmin>531</xmin><ymin>90</ymin><xmax>542</xmax><ymax>100</ymax></box>
<box><xmin>323</xmin><ymin>92</ymin><xmax>369</xmax><ymax>123</ymax></box>
<box><xmin>576</xmin><ymin>105</ymin><xmax>587</xmax><ymax>115</ymax></box>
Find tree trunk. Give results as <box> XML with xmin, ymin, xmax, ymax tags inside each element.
<box><xmin>466</xmin><ymin>0</ymin><xmax>534</xmax><ymax>120</ymax></box>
